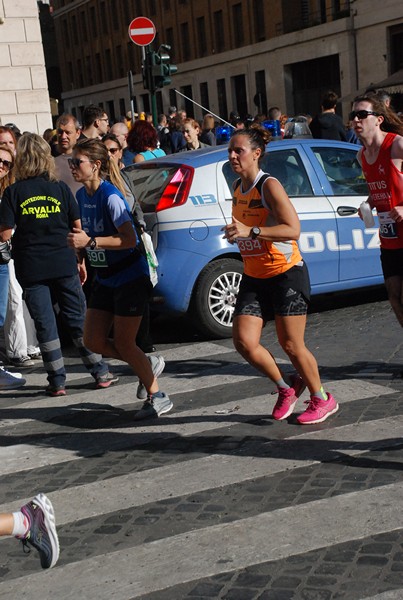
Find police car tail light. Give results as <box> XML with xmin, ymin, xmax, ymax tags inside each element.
<box><xmin>156</xmin><ymin>166</ymin><xmax>194</xmax><ymax>212</ymax></box>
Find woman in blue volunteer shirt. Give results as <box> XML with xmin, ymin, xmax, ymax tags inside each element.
<box><xmin>67</xmin><ymin>138</ymin><xmax>171</xmax><ymax>420</ymax></box>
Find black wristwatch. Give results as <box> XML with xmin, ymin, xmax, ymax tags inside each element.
<box><xmin>250</xmin><ymin>226</ymin><xmax>261</xmax><ymax>240</ymax></box>
<box><xmin>89</xmin><ymin>237</ymin><xmax>97</xmax><ymax>250</ymax></box>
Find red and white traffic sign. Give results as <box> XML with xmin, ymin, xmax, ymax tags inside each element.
<box><xmin>128</xmin><ymin>16</ymin><xmax>156</xmax><ymax>46</ymax></box>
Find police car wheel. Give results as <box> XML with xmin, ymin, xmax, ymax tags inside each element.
<box><xmin>190</xmin><ymin>258</ymin><xmax>243</xmax><ymax>339</ymax></box>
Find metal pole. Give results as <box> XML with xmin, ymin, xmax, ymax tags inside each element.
<box><xmin>174</xmin><ymin>89</ymin><xmax>235</xmax><ymax>129</ymax></box>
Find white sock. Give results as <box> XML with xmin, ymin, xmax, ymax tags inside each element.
<box><xmin>12</xmin><ymin>511</ymin><xmax>30</xmax><ymax>538</ymax></box>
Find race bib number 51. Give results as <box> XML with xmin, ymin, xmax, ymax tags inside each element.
<box><xmin>378</xmin><ymin>212</ymin><xmax>397</xmax><ymax>239</ymax></box>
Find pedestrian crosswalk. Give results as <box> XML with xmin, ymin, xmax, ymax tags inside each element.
<box><xmin>0</xmin><ymin>340</ymin><xmax>403</xmax><ymax>599</ymax></box>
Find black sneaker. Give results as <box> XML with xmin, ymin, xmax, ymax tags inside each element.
<box><xmin>20</xmin><ymin>493</ymin><xmax>60</xmax><ymax>569</ymax></box>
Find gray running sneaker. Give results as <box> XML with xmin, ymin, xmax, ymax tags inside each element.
<box><xmin>20</xmin><ymin>493</ymin><xmax>60</xmax><ymax>569</ymax></box>
<box><xmin>136</xmin><ymin>354</ymin><xmax>165</xmax><ymax>400</ymax></box>
<box><xmin>134</xmin><ymin>392</ymin><xmax>173</xmax><ymax>421</ymax></box>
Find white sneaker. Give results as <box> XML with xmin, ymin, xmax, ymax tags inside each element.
<box><xmin>0</xmin><ymin>366</ymin><xmax>26</xmax><ymax>390</ymax></box>
<box><xmin>136</xmin><ymin>355</ymin><xmax>165</xmax><ymax>400</ymax></box>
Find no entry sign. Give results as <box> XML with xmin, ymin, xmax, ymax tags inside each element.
<box><xmin>128</xmin><ymin>16</ymin><xmax>156</xmax><ymax>46</ymax></box>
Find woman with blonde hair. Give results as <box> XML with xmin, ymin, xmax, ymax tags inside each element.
<box><xmin>200</xmin><ymin>114</ymin><xmax>216</xmax><ymax>146</ymax></box>
<box><xmin>0</xmin><ymin>133</ymin><xmax>114</xmax><ymax>396</ymax></box>
<box><xmin>67</xmin><ymin>138</ymin><xmax>170</xmax><ymax>421</ymax></box>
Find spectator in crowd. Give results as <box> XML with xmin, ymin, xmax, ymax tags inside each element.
<box><xmin>0</xmin><ymin>133</ymin><xmax>116</xmax><ymax>397</ymax></box>
<box><xmin>81</xmin><ymin>104</ymin><xmax>109</xmax><ymax>139</ymax></box>
<box><xmin>54</xmin><ymin>114</ymin><xmax>83</xmax><ymax>196</ymax></box>
<box><xmin>156</xmin><ymin>113</ymin><xmax>172</xmax><ymax>154</ymax></box>
<box><xmin>268</xmin><ymin>106</ymin><xmax>282</xmax><ymax>121</ymax></box>
<box><xmin>179</xmin><ymin>118</ymin><xmax>210</xmax><ymax>151</ymax></box>
<box><xmin>0</xmin><ymin>135</ymin><xmax>40</xmax><ymax>368</ymax></box>
<box><xmin>309</xmin><ymin>90</ymin><xmax>347</xmax><ymax>141</ymax></box>
<box><xmin>200</xmin><ymin>114</ymin><xmax>216</xmax><ymax>146</ymax></box>
<box><xmin>169</xmin><ymin>115</ymin><xmax>186</xmax><ymax>152</ymax></box>
<box><xmin>67</xmin><ymin>138</ymin><xmax>170</xmax><ymax>420</ymax></box>
<box><xmin>127</xmin><ymin>120</ymin><xmax>166</xmax><ymax>163</ymax></box>
<box><xmin>102</xmin><ymin>133</ymin><xmax>125</xmax><ymax>169</ymax></box>
<box><xmin>0</xmin><ymin>126</ymin><xmax>18</xmax><ymax>155</ymax></box>
<box><xmin>0</xmin><ymin>145</ymin><xmax>26</xmax><ymax>389</ymax></box>
<box><xmin>110</xmin><ymin>121</ymin><xmax>136</xmax><ymax>167</ymax></box>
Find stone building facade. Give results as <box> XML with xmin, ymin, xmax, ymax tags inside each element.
<box><xmin>52</xmin><ymin>0</ymin><xmax>403</xmax><ymax>123</ymax></box>
<box><xmin>0</xmin><ymin>0</ymin><xmax>52</xmax><ymax>134</ymax></box>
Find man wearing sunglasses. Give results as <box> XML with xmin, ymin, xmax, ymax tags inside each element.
<box><xmin>353</xmin><ymin>94</ymin><xmax>403</xmax><ymax>330</ymax></box>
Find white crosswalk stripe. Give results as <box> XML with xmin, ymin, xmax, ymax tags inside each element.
<box><xmin>0</xmin><ymin>341</ymin><xmax>402</xmax><ymax>599</ymax></box>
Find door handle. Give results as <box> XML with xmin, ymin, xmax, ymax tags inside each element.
<box><xmin>337</xmin><ymin>206</ymin><xmax>358</xmax><ymax>216</ymax></box>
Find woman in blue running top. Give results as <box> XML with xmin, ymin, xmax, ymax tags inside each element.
<box><xmin>67</xmin><ymin>139</ymin><xmax>172</xmax><ymax>421</ymax></box>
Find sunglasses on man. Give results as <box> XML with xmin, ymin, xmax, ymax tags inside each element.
<box><xmin>349</xmin><ymin>110</ymin><xmax>380</xmax><ymax>121</ymax></box>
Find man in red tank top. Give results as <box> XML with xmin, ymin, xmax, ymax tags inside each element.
<box><xmin>352</xmin><ymin>94</ymin><xmax>403</xmax><ymax>328</ymax></box>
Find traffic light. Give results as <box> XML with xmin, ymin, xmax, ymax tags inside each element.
<box><xmin>153</xmin><ymin>45</ymin><xmax>177</xmax><ymax>89</ymax></box>
<box><xmin>142</xmin><ymin>50</ymin><xmax>156</xmax><ymax>93</ymax></box>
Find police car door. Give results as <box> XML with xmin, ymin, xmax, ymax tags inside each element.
<box><xmin>307</xmin><ymin>144</ymin><xmax>381</xmax><ymax>284</ymax></box>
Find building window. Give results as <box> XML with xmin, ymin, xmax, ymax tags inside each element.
<box><xmin>80</xmin><ymin>11</ymin><xmax>88</xmax><ymax>43</ymax></box>
<box><xmin>71</xmin><ymin>15</ymin><xmax>78</xmax><ymax>45</ymax></box>
<box><xmin>85</xmin><ymin>56</ymin><xmax>93</xmax><ymax>86</ymax></box>
<box><xmin>111</xmin><ymin>3</ymin><xmax>120</xmax><ymax>30</ymax></box>
<box><xmin>105</xmin><ymin>48</ymin><xmax>113</xmax><ymax>81</ymax></box>
<box><xmin>254</xmin><ymin>70</ymin><xmax>267</xmax><ymax>115</ymax></box>
<box><xmin>253</xmin><ymin>0</ymin><xmax>265</xmax><ymax>42</ymax></box>
<box><xmin>119</xmin><ymin>98</ymin><xmax>126</xmax><ymax>118</ymax></box>
<box><xmin>180</xmin><ymin>22</ymin><xmax>190</xmax><ymax>61</ymax></box>
<box><xmin>149</xmin><ymin>0</ymin><xmax>156</xmax><ymax>15</ymax></box>
<box><xmin>67</xmin><ymin>61</ymin><xmax>73</xmax><ymax>88</ymax></box>
<box><xmin>62</xmin><ymin>18</ymin><xmax>70</xmax><ymax>48</ymax></box>
<box><xmin>169</xmin><ymin>89</ymin><xmax>177</xmax><ymax>107</ymax></box>
<box><xmin>90</xmin><ymin>6</ymin><xmax>97</xmax><ymax>38</ymax></box>
<box><xmin>100</xmin><ymin>2</ymin><xmax>108</xmax><ymax>35</ymax></box>
<box><xmin>214</xmin><ymin>11</ymin><xmax>225</xmax><ymax>53</ymax></box>
<box><xmin>233</xmin><ymin>4</ymin><xmax>244</xmax><ymax>46</ymax></box>
<box><xmin>77</xmin><ymin>58</ymin><xmax>83</xmax><ymax>88</ymax></box>
<box><xmin>389</xmin><ymin>24</ymin><xmax>403</xmax><ymax>72</ymax></box>
<box><xmin>163</xmin><ymin>0</ymin><xmax>170</xmax><ymax>8</ymax></box>
<box><xmin>135</xmin><ymin>0</ymin><xmax>142</xmax><ymax>13</ymax></box>
<box><xmin>200</xmin><ymin>82</ymin><xmax>209</xmax><ymax>113</ymax></box>
<box><xmin>217</xmin><ymin>78</ymin><xmax>228</xmax><ymax>121</ymax></box>
<box><xmin>196</xmin><ymin>17</ymin><xmax>207</xmax><ymax>57</ymax></box>
<box><xmin>95</xmin><ymin>53</ymin><xmax>102</xmax><ymax>83</ymax></box>
<box><xmin>116</xmin><ymin>45</ymin><xmax>125</xmax><ymax>78</ymax></box>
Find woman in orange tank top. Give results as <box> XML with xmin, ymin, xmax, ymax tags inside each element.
<box><xmin>222</xmin><ymin>125</ymin><xmax>338</xmax><ymax>425</ymax></box>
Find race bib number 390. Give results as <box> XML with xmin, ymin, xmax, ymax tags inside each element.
<box><xmin>86</xmin><ymin>248</ymin><xmax>108</xmax><ymax>267</ymax></box>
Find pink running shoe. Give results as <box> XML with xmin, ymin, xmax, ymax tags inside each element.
<box><xmin>272</xmin><ymin>387</ymin><xmax>298</xmax><ymax>420</ymax></box>
<box><xmin>297</xmin><ymin>392</ymin><xmax>339</xmax><ymax>425</ymax></box>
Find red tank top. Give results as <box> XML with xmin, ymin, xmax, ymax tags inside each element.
<box><xmin>361</xmin><ymin>132</ymin><xmax>403</xmax><ymax>249</ymax></box>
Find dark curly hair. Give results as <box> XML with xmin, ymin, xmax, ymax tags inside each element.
<box><xmin>127</xmin><ymin>120</ymin><xmax>158</xmax><ymax>152</ymax></box>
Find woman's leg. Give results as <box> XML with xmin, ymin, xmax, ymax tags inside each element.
<box><xmin>84</xmin><ymin>309</ymin><xmax>159</xmax><ymax>395</ymax></box>
<box><xmin>275</xmin><ymin>314</ymin><xmax>322</xmax><ymax>395</ymax></box>
<box><xmin>233</xmin><ymin>314</ymin><xmax>284</xmax><ymax>382</ymax></box>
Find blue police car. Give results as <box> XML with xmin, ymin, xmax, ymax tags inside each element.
<box><xmin>123</xmin><ymin>139</ymin><xmax>381</xmax><ymax>338</ymax></box>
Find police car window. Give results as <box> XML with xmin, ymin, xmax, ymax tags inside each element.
<box><xmin>313</xmin><ymin>147</ymin><xmax>368</xmax><ymax>196</ymax></box>
<box><xmin>122</xmin><ymin>165</ymin><xmax>174</xmax><ymax>212</ymax></box>
<box><xmin>222</xmin><ymin>149</ymin><xmax>312</xmax><ymax>198</ymax></box>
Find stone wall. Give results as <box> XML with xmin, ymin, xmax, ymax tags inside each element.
<box><xmin>0</xmin><ymin>0</ymin><xmax>52</xmax><ymax>134</ymax></box>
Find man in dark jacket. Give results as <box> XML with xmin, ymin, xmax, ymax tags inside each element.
<box><xmin>310</xmin><ymin>91</ymin><xmax>347</xmax><ymax>141</ymax></box>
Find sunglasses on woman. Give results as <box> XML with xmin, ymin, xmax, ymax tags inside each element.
<box><xmin>68</xmin><ymin>158</ymin><xmax>92</xmax><ymax>168</ymax></box>
<box><xmin>349</xmin><ymin>110</ymin><xmax>379</xmax><ymax>121</ymax></box>
<box><xmin>0</xmin><ymin>158</ymin><xmax>13</xmax><ymax>169</ymax></box>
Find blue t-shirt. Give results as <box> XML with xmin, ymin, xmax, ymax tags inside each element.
<box><xmin>76</xmin><ymin>180</ymin><xmax>149</xmax><ymax>287</ymax></box>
